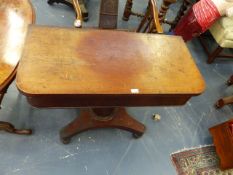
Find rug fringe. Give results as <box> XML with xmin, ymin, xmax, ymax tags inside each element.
<box><xmin>170</xmin><ymin>144</ymin><xmax>215</xmax><ymax>175</ymax></box>
<box><xmin>170</xmin><ymin>144</ymin><xmax>214</xmax><ymax>155</ymax></box>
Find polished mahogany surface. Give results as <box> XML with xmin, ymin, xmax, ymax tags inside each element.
<box><xmin>209</xmin><ymin>119</ymin><xmax>233</xmax><ymax>170</ymax></box>
<box><xmin>0</xmin><ymin>0</ymin><xmax>34</xmax><ymax>90</ymax></box>
<box><xmin>17</xmin><ymin>25</ymin><xmax>205</xmax><ymax>98</ymax></box>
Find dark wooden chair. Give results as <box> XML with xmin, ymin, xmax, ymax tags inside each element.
<box><xmin>199</xmin><ymin>17</ymin><xmax>233</xmax><ymax>64</ymax></box>
<box><xmin>164</xmin><ymin>0</ymin><xmax>193</xmax><ymax>31</ymax></box>
<box><xmin>123</xmin><ymin>0</ymin><xmax>176</xmax><ymax>21</ymax></box>
<box><xmin>0</xmin><ymin>0</ymin><xmax>34</xmax><ymax>135</ymax></box>
<box><xmin>215</xmin><ymin>75</ymin><xmax>233</xmax><ymax>108</ymax></box>
<box><xmin>123</xmin><ymin>0</ymin><xmax>176</xmax><ymax>33</ymax></box>
<box><xmin>166</xmin><ymin>0</ymin><xmax>233</xmax><ymax>64</ymax></box>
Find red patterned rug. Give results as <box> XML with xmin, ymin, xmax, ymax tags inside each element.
<box><xmin>171</xmin><ymin>145</ymin><xmax>233</xmax><ymax>175</ymax></box>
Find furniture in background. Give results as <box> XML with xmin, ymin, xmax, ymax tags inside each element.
<box><xmin>136</xmin><ymin>0</ymin><xmax>163</xmax><ymax>33</ymax></box>
<box><xmin>122</xmin><ymin>0</ymin><xmax>201</xmax><ymax>32</ymax></box>
<box><xmin>209</xmin><ymin>119</ymin><xmax>233</xmax><ymax>170</ymax></box>
<box><xmin>199</xmin><ymin>16</ymin><xmax>233</xmax><ymax>64</ymax></box>
<box><xmin>165</xmin><ymin>0</ymin><xmax>193</xmax><ymax>31</ymax></box>
<box><xmin>99</xmin><ymin>0</ymin><xmax>119</xmax><ymax>29</ymax></box>
<box><xmin>227</xmin><ymin>75</ymin><xmax>233</xmax><ymax>86</ymax></box>
<box><xmin>123</xmin><ymin>0</ymin><xmax>176</xmax><ymax>26</ymax></box>
<box><xmin>47</xmin><ymin>0</ymin><xmax>161</xmax><ymax>31</ymax></box>
<box><xmin>0</xmin><ymin>0</ymin><xmax>34</xmax><ymax>135</ymax></box>
<box><xmin>16</xmin><ymin>25</ymin><xmax>205</xmax><ymax>144</ymax></box>
<box><xmin>48</xmin><ymin>0</ymin><xmax>88</xmax><ymax>27</ymax></box>
<box><xmin>215</xmin><ymin>75</ymin><xmax>233</xmax><ymax>108</ymax></box>
<box><xmin>171</xmin><ymin>145</ymin><xmax>233</xmax><ymax>174</ymax></box>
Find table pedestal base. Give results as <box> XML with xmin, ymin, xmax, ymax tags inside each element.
<box><xmin>0</xmin><ymin>121</ymin><xmax>32</xmax><ymax>135</ymax></box>
<box><xmin>60</xmin><ymin>107</ymin><xmax>145</xmax><ymax>144</ymax></box>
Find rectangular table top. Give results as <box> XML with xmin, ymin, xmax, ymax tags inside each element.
<box><xmin>16</xmin><ymin>25</ymin><xmax>205</xmax><ymax>97</ymax></box>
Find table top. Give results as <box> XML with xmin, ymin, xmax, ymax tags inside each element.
<box><xmin>16</xmin><ymin>25</ymin><xmax>205</xmax><ymax>96</ymax></box>
<box><xmin>0</xmin><ymin>0</ymin><xmax>34</xmax><ymax>89</ymax></box>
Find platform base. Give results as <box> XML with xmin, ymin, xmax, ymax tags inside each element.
<box><xmin>60</xmin><ymin>107</ymin><xmax>146</xmax><ymax>144</ymax></box>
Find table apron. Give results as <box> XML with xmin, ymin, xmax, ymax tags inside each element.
<box><xmin>25</xmin><ymin>94</ymin><xmax>192</xmax><ymax>108</ymax></box>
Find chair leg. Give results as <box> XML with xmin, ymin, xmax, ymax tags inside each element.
<box><xmin>215</xmin><ymin>95</ymin><xmax>233</xmax><ymax>109</ymax></box>
<box><xmin>0</xmin><ymin>88</ymin><xmax>32</xmax><ymax>135</ymax></box>
<box><xmin>136</xmin><ymin>7</ymin><xmax>150</xmax><ymax>32</ymax></box>
<box><xmin>72</xmin><ymin>0</ymin><xmax>82</xmax><ymax>28</ymax></box>
<box><xmin>0</xmin><ymin>121</ymin><xmax>32</xmax><ymax>135</ymax></box>
<box><xmin>48</xmin><ymin>0</ymin><xmax>72</xmax><ymax>7</ymax></box>
<box><xmin>207</xmin><ymin>45</ymin><xmax>223</xmax><ymax>64</ymax></box>
<box><xmin>159</xmin><ymin>0</ymin><xmax>177</xmax><ymax>24</ymax></box>
<box><xmin>122</xmin><ymin>0</ymin><xmax>133</xmax><ymax>21</ymax></box>
<box><xmin>168</xmin><ymin>0</ymin><xmax>190</xmax><ymax>31</ymax></box>
<box><xmin>0</xmin><ymin>94</ymin><xmax>4</xmax><ymax>109</ymax></box>
<box><xmin>47</xmin><ymin>0</ymin><xmax>88</xmax><ymax>23</ymax></box>
<box><xmin>227</xmin><ymin>75</ymin><xmax>233</xmax><ymax>86</ymax></box>
<box><xmin>0</xmin><ymin>88</ymin><xmax>7</xmax><ymax>109</ymax></box>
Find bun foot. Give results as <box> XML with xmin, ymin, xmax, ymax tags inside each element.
<box><xmin>215</xmin><ymin>99</ymin><xmax>224</xmax><ymax>109</ymax></box>
<box><xmin>0</xmin><ymin>121</ymin><xmax>32</xmax><ymax>135</ymax></box>
<box><xmin>132</xmin><ymin>132</ymin><xmax>143</xmax><ymax>139</ymax></box>
<box><xmin>74</xmin><ymin>19</ymin><xmax>81</xmax><ymax>28</ymax></box>
<box><xmin>61</xmin><ymin>137</ymin><xmax>71</xmax><ymax>144</ymax></box>
<box><xmin>47</xmin><ymin>0</ymin><xmax>55</xmax><ymax>5</ymax></box>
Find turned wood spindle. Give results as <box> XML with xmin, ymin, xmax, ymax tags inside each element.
<box><xmin>159</xmin><ymin>0</ymin><xmax>176</xmax><ymax>23</ymax></box>
<box><xmin>170</xmin><ymin>0</ymin><xmax>192</xmax><ymax>30</ymax></box>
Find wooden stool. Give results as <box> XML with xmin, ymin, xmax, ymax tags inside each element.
<box><xmin>0</xmin><ymin>0</ymin><xmax>34</xmax><ymax>135</ymax></box>
<box><xmin>16</xmin><ymin>26</ymin><xmax>205</xmax><ymax>143</ymax></box>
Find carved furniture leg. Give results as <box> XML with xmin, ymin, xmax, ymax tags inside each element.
<box><xmin>47</xmin><ymin>0</ymin><xmax>88</xmax><ymax>23</ymax></box>
<box><xmin>0</xmin><ymin>93</ymin><xmax>4</xmax><ymax>109</ymax></box>
<box><xmin>78</xmin><ymin>0</ymin><xmax>88</xmax><ymax>21</ymax></box>
<box><xmin>207</xmin><ymin>46</ymin><xmax>223</xmax><ymax>64</ymax></box>
<box><xmin>0</xmin><ymin>121</ymin><xmax>32</xmax><ymax>135</ymax></box>
<box><xmin>0</xmin><ymin>87</ymin><xmax>32</xmax><ymax>135</ymax></box>
<box><xmin>122</xmin><ymin>0</ymin><xmax>133</xmax><ymax>21</ymax></box>
<box><xmin>60</xmin><ymin>107</ymin><xmax>146</xmax><ymax>144</ymax></box>
<box><xmin>227</xmin><ymin>75</ymin><xmax>233</xmax><ymax>86</ymax></box>
<box><xmin>72</xmin><ymin>0</ymin><xmax>82</xmax><ymax>27</ymax></box>
<box><xmin>215</xmin><ymin>96</ymin><xmax>233</xmax><ymax>108</ymax></box>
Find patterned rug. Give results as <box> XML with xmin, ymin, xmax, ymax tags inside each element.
<box><xmin>171</xmin><ymin>145</ymin><xmax>233</xmax><ymax>175</ymax></box>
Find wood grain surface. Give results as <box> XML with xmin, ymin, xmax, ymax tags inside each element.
<box><xmin>0</xmin><ymin>0</ymin><xmax>34</xmax><ymax>90</ymax></box>
<box><xmin>17</xmin><ymin>26</ymin><xmax>205</xmax><ymax>96</ymax></box>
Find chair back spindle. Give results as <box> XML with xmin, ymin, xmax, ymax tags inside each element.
<box><xmin>137</xmin><ymin>0</ymin><xmax>163</xmax><ymax>33</ymax></box>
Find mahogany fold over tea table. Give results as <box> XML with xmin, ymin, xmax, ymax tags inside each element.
<box><xmin>16</xmin><ymin>26</ymin><xmax>205</xmax><ymax>144</ymax></box>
